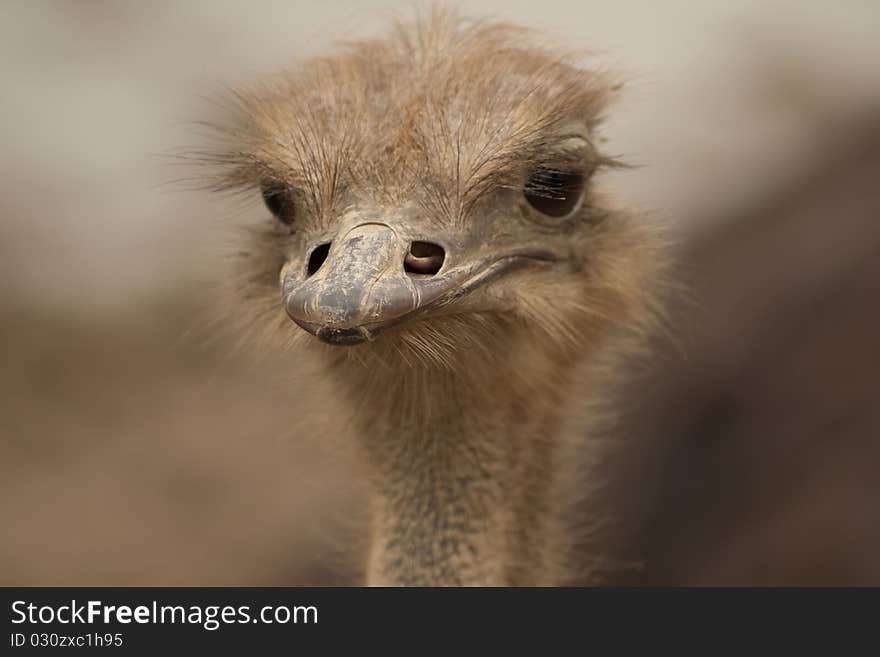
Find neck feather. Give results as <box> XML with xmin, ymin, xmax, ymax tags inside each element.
<box><xmin>334</xmin><ymin>330</ymin><xmax>582</xmax><ymax>585</ymax></box>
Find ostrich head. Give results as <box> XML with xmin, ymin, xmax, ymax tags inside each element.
<box><xmin>209</xmin><ymin>11</ymin><xmax>660</xmax><ymax>371</ymax></box>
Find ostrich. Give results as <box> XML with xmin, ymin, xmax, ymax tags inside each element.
<box><xmin>202</xmin><ymin>10</ymin><xmax>665</xmax><ymax>586</ymax></box>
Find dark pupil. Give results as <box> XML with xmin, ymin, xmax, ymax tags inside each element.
<box><xmin>523</xmin><ymin>169</ymin><xmax>585</xmax><ymax>218</ymax></box>
<box><xmin>261</xmin><ymin>184</ymin><xmax>294</xmax><ymax>224</ymax></box>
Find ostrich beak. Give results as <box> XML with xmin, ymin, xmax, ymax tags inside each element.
<box><xmin>282</xmin><ymin>222</ymin><xmax>554</xmax><ymax>345</ymax></box>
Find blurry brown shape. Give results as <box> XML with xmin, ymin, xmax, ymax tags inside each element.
<box><xmin>598</xmin><ymin>121</ymin><xmax>880</xmax><ymax>585</ymax></box>
<box><xmin>0</xmin><ymin>305</ymin><xmax>360</xmax><ymax>585</ymax></box>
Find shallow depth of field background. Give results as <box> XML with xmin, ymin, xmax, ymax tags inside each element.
<box><xmin>1</xmin><ymin>1</ymin><xmax>878</xmax><ymax>584</ymax></box>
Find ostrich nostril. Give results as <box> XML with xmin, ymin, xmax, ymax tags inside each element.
<box><xmin>307</xmin><ymin>242</ymin><xmax>331</xmax><ymax>277</ymax></box>
<box><xmin>404</xmin><ymin>241</ymin><xmax>445</xmax><ymax>276</ymax></box>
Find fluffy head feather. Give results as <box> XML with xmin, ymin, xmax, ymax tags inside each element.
<box><xmin>197</xmin><ymin>8</ymin><xmax>663</xmax><ymax>373</ymax></box>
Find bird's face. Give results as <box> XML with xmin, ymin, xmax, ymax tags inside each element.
<box><xmin>273</xmin><ymin>130</ymin><xmax>599</xmax><ymax>347</ymax></box>
<box><xmin>209</xmin><ymin>16</ymin><xmax>656</xmax><ymax>366</ymax></box>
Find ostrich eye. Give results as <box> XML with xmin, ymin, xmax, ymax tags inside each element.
<box><xmin>261</xmin><ymin>182</ymin><xmax>295</xmax><ymax>225</ymax></box>
<box><xmin>523</xmin><ymin>168</ymin><xmax>586</xmax><ymax>218</ymax></box>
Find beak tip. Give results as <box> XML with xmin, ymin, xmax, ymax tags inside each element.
<box><xmin>316</xmin><ymin>326</ymin><xmax>369</xmax><ymax>346</ymax></box>
<box><xmin>287</xmin><ymin>299</ymin><xmax>372</xmax><ymax>345</ymax></box>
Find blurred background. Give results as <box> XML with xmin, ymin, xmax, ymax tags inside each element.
<box><xmin>1</xmin><ymin>1</ymin><xmax>878</xmax><ymax>585</ymax></box>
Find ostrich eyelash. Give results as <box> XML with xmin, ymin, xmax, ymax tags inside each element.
<box><xmin>260</xmin><ymin>182</ymin><xmax>296</xmax><ymax>225</ymax></box>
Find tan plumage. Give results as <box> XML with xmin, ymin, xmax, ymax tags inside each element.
<box><xmin>199</xmin><ymin>7</ymin><xmax>667</xmax><ymax>585</ymax></box>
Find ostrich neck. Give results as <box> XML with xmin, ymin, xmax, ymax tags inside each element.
<box><xmin>338</xmin><ymin>346</ymin><xmax>578</xmax><ymax>586</ymax></box>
